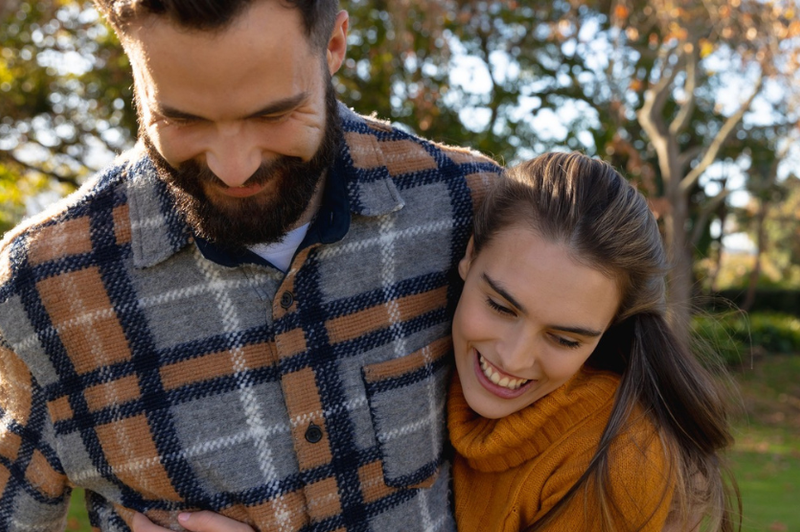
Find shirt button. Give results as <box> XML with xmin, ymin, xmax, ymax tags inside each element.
<box><xmin>280</xmin><ymin>291</ymin><xmax>294</xmax><ymax>309</ymax></box>
<box><xmin>305</xmin><ymin>423</ymin><xmax>323</xmax><ymax>444</ymax></box>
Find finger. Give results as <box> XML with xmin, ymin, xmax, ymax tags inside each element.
<box><xmin>131</xmin><ymin>512</ymin><xmax>172</xmax><ymax>532</ymax></box>
<box><xmin>177</xmin><ymin>511</ymin><xmax>255</xmax><ymax>532</ymax></box>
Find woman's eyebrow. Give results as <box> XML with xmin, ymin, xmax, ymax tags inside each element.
<box><xmin>482</xmin><ymin>272</ymin><xmax>603</xmax><ymax>337</ymax></box>
<box><xmin>483</xmin><ymin>273</ymin><xmax>526</xmax><ymax>313</ymax></box>
<box><xmin>550</xmin><ymin>324</ymin><xmax>603</xmax><ymax>337</ymax></box>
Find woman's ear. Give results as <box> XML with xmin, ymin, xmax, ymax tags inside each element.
<box><xmin>458</xmin><ymin>237</ymin><xmax>475</xmax><ymax>281</ymax></box>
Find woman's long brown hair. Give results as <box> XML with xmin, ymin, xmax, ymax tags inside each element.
<box><xmin>472</xmin><ymin>152</ymin><xmax>740</xmax><ymax>531</ymax></box>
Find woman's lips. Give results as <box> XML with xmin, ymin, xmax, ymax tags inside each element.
<box><xmin>472</xmin><ymin>348</ymin><xmax>536</xmax><ymax>399</ymax></box>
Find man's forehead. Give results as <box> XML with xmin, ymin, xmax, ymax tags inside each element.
<box><xmin>125</xmin><ymin>1</ymin><xmax>322</xmax><ymax>96</ymax></box>
<box><xmin>120</xmin><ymin>0</ymin><xmax>309</xmax><ymax>55</ymax></box>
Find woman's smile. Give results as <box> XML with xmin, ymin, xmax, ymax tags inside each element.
<box><xmin>473</xmin><ymin>349</ymin><xmax>535</xmax><ymax>398</ymax></box>
<box><xmin>452</xmin><ymin>224</ymin><xmax>620</xmax><ymax>419</ymax></box>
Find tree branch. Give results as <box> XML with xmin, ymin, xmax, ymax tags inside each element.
<box><xmin>690</xmin><ymin>188</ymin><xmax>731</xmax><ymax>247</ymax></box>
<box><xmin>669</xmin><ymin>44</ymin><xmax>698</xmax><ymax>136</ymax></box>
<box><xmin>637</xmin><ymin>46</ymin><xmax>690</xmax><ymax>185</ymax></box>
<box><xmin>1</xmin><ymin>150</ymin><xmax>81</xmax><ymax>187</ymax></box>
<box><xmin>678</xmin><ymin>145</ymin><xmax>703</xmax><ymax>172</ymax></box>
<box><xmin>642</xmin><ymin>46</ymin><xmax>686</xmax><ymax>127</ymax></box>
<box><xmin>680</xmin><ymin>73</ymin><xmax>764</xmax><ymax>195</ymax></box>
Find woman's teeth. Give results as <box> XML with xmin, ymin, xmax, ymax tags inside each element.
<box><xmin>479</xmin><ymin>353</ymin><xmax>529</xmax><ymax>390</ymax></box>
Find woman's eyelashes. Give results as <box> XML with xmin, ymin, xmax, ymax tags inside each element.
<box><xmin>485</xmin><ymin>294</ymin><xmax>583</xmax><ymax>350</ymax></box>
<box><xmin>485</xmin><ymin>297</ymin><xmax>515</xmax><ymax>316</ymax></box>
<box><xmin>550</xmin><ymin>334</ymin><xmax>581</xmax><ymax>349</ymax></box>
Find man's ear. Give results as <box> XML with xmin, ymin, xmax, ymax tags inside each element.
<box><xmin>326</xmin><ymin>10</ymin><xmax>348</xmax><ymax>75</ymax></box>
<box><xmin>458</xmin><ymin>237</ymin><xmax>475</xmax><ymax>281</ymax></box>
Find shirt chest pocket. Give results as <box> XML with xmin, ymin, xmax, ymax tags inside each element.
<box><xmin>361</xmin><ymin>336</ymin><xmax>451</xmax><ymax>488</ymax></box>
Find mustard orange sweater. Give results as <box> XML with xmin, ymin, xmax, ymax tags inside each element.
<box><xmin>448</xmin><ymin>368</ymin><xmax>674</xmax><ymax>531</ymax></box>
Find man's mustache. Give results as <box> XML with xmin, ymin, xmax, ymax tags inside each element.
<box><xmin>174</xmin><ymin>156</ymin><xmax>304</xmax><ymax>189</ymax></box>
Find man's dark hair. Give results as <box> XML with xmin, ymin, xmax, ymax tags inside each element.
<box><xmin>93</xmin><ymin>0</ymin><xmax>339</xmax><ymax>50</ymax></box>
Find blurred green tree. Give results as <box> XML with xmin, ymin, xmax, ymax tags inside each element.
<box><xmin>1</xmin><ymin>0</ymin><xmax>134</xmax><ymax>233</ymax></box>
<box><xmin>2</xmin><ymin>0</ymin><xmax>798</xmax><ymax>332</ymax></box>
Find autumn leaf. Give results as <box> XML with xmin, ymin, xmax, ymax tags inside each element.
<box><xmin>700</xmin><ymin>39</ymin><xmax>714</xmax><ymax>58</ymax></box>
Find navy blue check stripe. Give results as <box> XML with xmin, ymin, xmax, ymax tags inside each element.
<box><xmin>12</xmin><ymin>188</ymin><xmax>177</xmax><ymax>514</ymax></box>
<box><xmin>363</xmin><ymin>354</ymin><xmax>450</xmax><ymax>396</ymax></box>
<box><xmin>0</xmin><ymin>391</ymin><xmax>64</xmax><ymax>509</ymax></box>
<box><xmin>88</xmin><ymin>189</ymin><xmax>217</xmax><ymax>509</ymax></box>
<box><xmin>43</xmin><ymin>327</ymin><xmax>280</xmax><ymax>425</ymax></box>
<box><xmin>289</xmin><ymin>250</ymin><xmax>370</xmax><ymax>532</ymax></box>
<box><xmin>305</xmin><ymin>490</ymin><xmax>420</xmax><ymax>532</ymax></box>
<box><xmin>317</xmin><ymin>272</ymin><xmax>451</xmax><ymax>324</ymax></box>
<box><xmin>328</xmin><ymin>309</ymin><xmax>449</xmax><ymax>366</ymax></box>
<box><xmin>13</xmin><ymin>240</ymin><xmax>130</xmax><ymax>506</ymax></box>
<box><xmin>146</xmin><ymin>161</ymin><xmax>193</xmax><ymax>253</ymax></box>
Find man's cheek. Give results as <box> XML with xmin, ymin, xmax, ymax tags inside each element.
<box><xmin>262</xmin><ymin>121</ymin><xmax>324</xmax><ymax>161</ymax></box>
<box><xmin>147</xmin><ymin>125</ymin><xmax>196</xmax><ymax>168</ymax></box>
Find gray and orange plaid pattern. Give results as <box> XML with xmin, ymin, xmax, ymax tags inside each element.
<box><xmin>0</xmin><ymin>105</ymin><xmax>501</xmax><ymax>531</ymax></box>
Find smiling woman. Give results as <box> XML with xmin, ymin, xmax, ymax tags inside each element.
<box><xmin>448</xmin><ymin>151</ymin><xmax>741</xmax><ymax>532</ymax></box>
<box><xmin>452</xmin><ymin>224</ymin><xmax>620</xmax><ymax>420</ymax></box>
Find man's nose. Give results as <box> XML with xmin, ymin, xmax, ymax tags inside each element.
<box><xmin>204</xmin><ymin>130</ymin><xmax>262</xmax><ymax>187</ymax></box>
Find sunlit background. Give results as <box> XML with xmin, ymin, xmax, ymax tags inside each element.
<box><xmin>2</xmin><ymin>0</ymin><xmax>800</xmax><ymax>530</ymax></box>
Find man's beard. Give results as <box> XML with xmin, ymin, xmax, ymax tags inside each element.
<box><xmin>143</xmin><ymin>79</ymin><xmax>341</xmax><ymax>252</ymax></box>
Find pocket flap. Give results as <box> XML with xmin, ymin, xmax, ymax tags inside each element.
<box><xmin>362</xmin><ymin>336</ymin><xmax>452</xmax><ymax>488</ymax></box>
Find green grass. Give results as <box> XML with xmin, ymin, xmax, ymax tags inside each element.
<box><xmin>729</xmin><ymin>354</ymin><xmax>800</xmax><ymax>532</ymax></box>
<box><xmin>732</xmin><ymin>448</ymin><xmax>800</xmax><ymax>531</ymax></box>
<box><xmin>66</xmin><ymin>487</ymin><xmax>90</xmax><ymax>531</ymax></box>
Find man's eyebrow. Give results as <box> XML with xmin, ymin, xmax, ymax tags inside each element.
<box><xmin>482</xmin><ymin>272</ymin><xmax>603</xmax><ymax>337</ymax></box>
<box><xmin>245</xmin><ymin>92</ymin><xmax>308</xmax><ymax>118</ymax></box>
<box><xmin>154</xmin><ymin>92</ymin><xmax>309</xmax><ymax>121</ymax></box>
<box><xmin>155</xmin><ymin>105</ymin><xmax>206</xmax><ymax>121</ymax></box>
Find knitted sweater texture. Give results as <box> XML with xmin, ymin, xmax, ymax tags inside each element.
<box><xmin>448</xmin><ymin>368</ymin><xmax>674</xmax><ymax>532</ymax></box>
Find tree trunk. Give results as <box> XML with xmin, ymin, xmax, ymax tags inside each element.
<box><xmin>742</xmin><ymin>159</ymin><xmax>780</xmax><ymax>311</ymax></box>
<box><xmin>708</xmin><ymin>227</ymin><xmax>725</xmax><ymax>293</ymax></box>
<box><xmin>665</xmin><ymin>196</ymin><xmax>694</xmax><ymax>348</ymax></box>
<box><xmin>741</xmin><ymin>210</ymin><xmax>764</xmax><ymax>312</ymax></box>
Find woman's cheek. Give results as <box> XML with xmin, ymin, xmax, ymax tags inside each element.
<box><xmin>459</xmin><ymin>299</ymin><xmax>492</xmax><ymax>339</ymax></box>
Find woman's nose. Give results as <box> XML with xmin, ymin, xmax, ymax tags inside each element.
<box><xmin>496</xmin><ymin>332</ymin><xmax>536</xmax><ymax>375</ymax></box>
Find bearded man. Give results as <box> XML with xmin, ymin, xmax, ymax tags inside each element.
<box><xmin>0</xmin><ymin>1</ymin><xmax>500</xmax><ymax>530</ymax></box>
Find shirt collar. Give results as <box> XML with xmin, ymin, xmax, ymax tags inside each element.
<box><xmin>126</xmin><ymin>102</ymin><xmax>405</xmax><ymax>269</ymax></box>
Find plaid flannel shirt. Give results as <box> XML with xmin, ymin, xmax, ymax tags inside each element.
<box><xmin>0</xmin><ymin>105</ymin><xmax>501</xmax><ymax>531</ymax></box>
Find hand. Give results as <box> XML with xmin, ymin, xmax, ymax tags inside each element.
<box><xmin>132</xmin><ymin>511</ymin><xmax>256</xmax><ymax>532</ymax></box>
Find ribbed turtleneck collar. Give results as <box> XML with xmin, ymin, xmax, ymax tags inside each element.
<box><xmin>447</xmin><ymin>367</ymin><xmax>620</xmax><ymax>473</ymax></box>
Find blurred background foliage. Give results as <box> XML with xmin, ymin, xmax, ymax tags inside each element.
<box><xmin>3</xmin><ymin>1</ymin><xmax>800</xmax><ymax>530</ymax></box>
<box><xmin>2</xmin><ymin>0</ymin><xmax>800</xmax><ymax>334</ymax></box>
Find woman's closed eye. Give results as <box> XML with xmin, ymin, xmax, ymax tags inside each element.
<box><xmin>549</xmin><ymin>333</ymin><xmax>581</xmax><ymax>349</ymax></box>
<box><xmin>486</xmin><ymin>297</ymin><xmax>516</xmax><ymax>316</ymax></box>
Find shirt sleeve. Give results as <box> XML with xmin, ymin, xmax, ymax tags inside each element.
<box><xmin>1</xmin><ymin>337</ymin><xmax>71</xmax><ymax>531</ymax></box>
